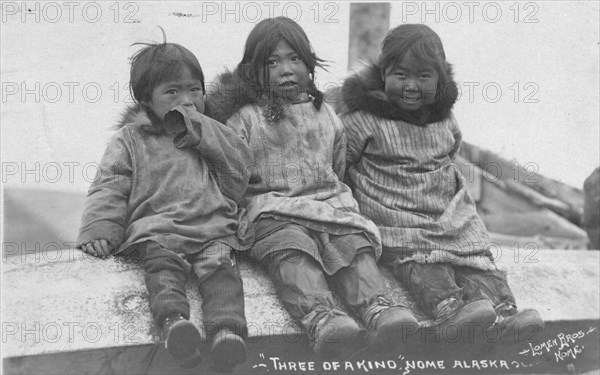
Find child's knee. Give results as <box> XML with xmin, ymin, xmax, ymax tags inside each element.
<box><xmin>143</xmin><ymin>251</ymin><xmax>190</xmax><ymax>275</ymax></box>
<box><xmin>268</xmin><ymin>248</ymin><xmax>311</xmax><ymax>267</ymax></box>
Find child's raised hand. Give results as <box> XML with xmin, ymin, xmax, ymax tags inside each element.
<box><xmin>81</xmin><ymin>239</ymin><xmax>117</xmax><ymax>259</ymax></box>
<box><xmin>163</xmin><ymin>106</ymin><xmax>189</xmax><ymax>136</ymax></box>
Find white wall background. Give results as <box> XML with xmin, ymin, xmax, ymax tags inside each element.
<box><xmin>1</xmin><ymin>1</ymin><xmax>598</xmax><ymax>193</ymax></box>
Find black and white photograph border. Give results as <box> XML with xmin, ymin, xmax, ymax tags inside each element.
<box><xmin>1</xmin><ymin>1</ymin><xmax>599</xmax><ymax>374</ymax></box>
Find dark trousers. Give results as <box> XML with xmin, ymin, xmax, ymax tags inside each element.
<box><xmin>264</xmin><ymin>249</ymin><xmax>387</xmax><ymax>320</ymax></box>
<box><xmin>141</xmin><ymin>241</ymin><xmax>247</xmax><ymax>339</ymax></box>
<box><xmin>393</xmin><ymin>261</ymin><xmax>516</xmax><ymax>318</ymax></box>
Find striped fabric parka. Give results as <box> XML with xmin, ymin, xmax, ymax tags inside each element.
<box><xmin>339</xmin><ymin>65</ymin><xmax>496</xmax><ymax>270</ymax></box>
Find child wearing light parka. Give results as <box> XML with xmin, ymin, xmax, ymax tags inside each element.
<box><xmin>207</xmin><ymin>17</ymin><xmax>420</xmax><ymax>358</ymax></box>
<box><xmin>77</xmin><ymin>40</ymin><xmax>251</xmax><ymax>371</ymax></box>
<box><xmin>339</xmin><ymin>24</ymin><xmax>544</xmax><ymax>343</ymax></box>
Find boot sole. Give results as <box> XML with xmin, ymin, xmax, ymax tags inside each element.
<box><xmin>314</xmin><ymin>322</ymin><xmax>364</xmax><ymax>359</ymax></box>
<box><xmin>210</xmin><ymin>333</ymin><xmax>247</xmax><ymax>373</ymax></box>
<box><xmin>366</xmin><ymin>310</ymin><xmax>420</xmax><ymax>347</ymax></box>
<box><xmin>493</xmin><ymin>309</ymin><xmax>545</xmax><ymax>345</ymax></box>
<box><xmin>165</xmin><ymin>320</ymin><xmax>202</xmax><ymax>368</ymax></box>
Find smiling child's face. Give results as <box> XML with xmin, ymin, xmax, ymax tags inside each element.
<box><xmin>265</xmin><ymin>39</ymin><xmax>311</xmax><ymax>100</ymax></box>
<box><xmin>149</xmin><ymin>66</ymin><xmax>205</xmax><ymax>120</ymax></box>
<box><xmin>383</xmin><ymin>51</ymin><xmax>439</xmax><ymax>112</ymax></box>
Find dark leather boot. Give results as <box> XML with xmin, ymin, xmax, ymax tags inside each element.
<box><xmin>162</xmin><ymin>313</ymin><xmax>203</xmax><ymax>368</ymax></box>
<box><xmin>210</xmin><ymin>328</ymin><xmax>247</xmax><ymax>372</ymax></box>
<box><xmin>362</xmin><ymin>296</ymin><xmax>420</xmax><ymax>346</ymax></box>
<box><xmin>433</xmin><ymin>298</ymin><xmax>497</xmax><ymax>343</ymax></box>
<box><xmin>302</xmin><ymin>307</ymin><xmax>364</xmax><ymax>359</ymax></box>
<box><xmin>486</xmin><ymin>303</ymin><xmax>544</xmax><ymax>344</ymax></box>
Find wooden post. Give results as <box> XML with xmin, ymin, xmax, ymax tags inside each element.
<box><xmin>348</xmin><ymin>3</ymin><xmax>390</xmax><ymax>71</ymax></box>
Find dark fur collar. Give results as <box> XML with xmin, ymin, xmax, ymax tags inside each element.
<box><xmin>205</xmin><ymin>69</ymin><xmax>324</xmax><ymax>124</ymax></box>
<box><xmin>341</xmin><ymin>65</ymin><xmax>458</xmax><ymax>126</ymax></box>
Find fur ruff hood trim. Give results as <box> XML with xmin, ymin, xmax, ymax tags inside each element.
<box><xmin>341</xmin><ymin>64</ymin><xmax>458</xmax><ymax>126</ymax></box>
<box><xmin>206</xmin><ymin>69</ymin><xmax>324</xmax><ymax>124</ymax></box>
<box><xmin>115</xmin><ymin>103</ymin><xmax>163</xmax><ymax>134</ymax></box>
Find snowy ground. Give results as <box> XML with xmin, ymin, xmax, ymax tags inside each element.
<box><xmin>1</xmin><ymin>1</ymin><xmax>599</xmax><ymax>193</ymax></box>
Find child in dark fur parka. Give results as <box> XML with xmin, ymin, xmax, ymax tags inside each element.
<box><xmin>207</xmin><ymin>17</ymin><xmax>419</xmax><ymax>358</ymax></box>
<box><xmin>339</xmin><ymin>24</ymin><xmax>544</xmax><ymax>344</ymax></box>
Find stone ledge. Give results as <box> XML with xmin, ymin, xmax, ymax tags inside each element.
<box><xmin>2</xmin><ymin>249</ymin><xmax>599</xmax><ymax>374</ymax></box>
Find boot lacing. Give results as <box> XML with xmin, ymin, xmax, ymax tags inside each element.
<box><xmin>362</xmin><ymin>296</ymin><xmax>399</xmax><ymax>329</ymax></box>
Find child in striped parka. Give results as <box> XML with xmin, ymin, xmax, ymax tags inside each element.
<box><xmin>339</xmin><ymin>23</ymin><xmax>544</xmax><ymax>344</ymax></box>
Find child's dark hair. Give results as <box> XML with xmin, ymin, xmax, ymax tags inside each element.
<box><xmin>236</xmin><ymin>16</ymin><xmax>326</xmax><ymax>89</ymax></box>
<box><xmin>129</xmin><ymin>41</ymin><xmax>205</xmax><ymax>106</ymax></box>
<box><xmin>379</xmin><ymin>24</ymin><xmax>447</xmax><ymax>74</ymax></box>
<box><xmin>378</xmin><ymin>24</ymin><xmax>455</xmax><ymax>102</ymax></box>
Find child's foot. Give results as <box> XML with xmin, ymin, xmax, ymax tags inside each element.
<box><xmin>362</xmin><ymin>296</ymin><xmax>420</xmax><ymax>346</ymax></box>
<box><xmin>162</xmin><ymin>314</ymin><xmax>202</xmax><ymax>368</ymax></box>
<box><xmin>304</xmin><ymin>308</ymin><xmax>364</xmax><ymax>359</ymax></box>
<box><xmin>434</xmin><ymin>298</ymin><xmax>497</xmax><ymax>343</ymax></box>
<box><xmin>487</xmin><ymin>308</ymin><xmax>544</xmax><ymax>344</ymax></box>
<box><xmin>210</xmin><ymin>329</ymin><xmax>247</xmax><ymax>373</ymax></box>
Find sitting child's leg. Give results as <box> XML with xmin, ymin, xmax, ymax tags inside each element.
<box><xmin>395</xmin><ymin>262</ymin><xmax>461</xmax><ymax>314</ymax></box>
<box><xmin>264</xmin><ymin>249</ymin><xmax>362</xmax><ymax>359</ymax></box>
<box><xmin>454</xmin><ymin>266</ymin><xmax>544</xmax><ymax>344</ymax></box>
<box><xmin>394</xmin><ymin>261</ymin><xmax>496</xmax><ymax>342</ymax></box>
<box><xmin>330</xmin><ymin>249</ymin><xmax>419</xmax><ymax>346</ymax></box>
<box><xmin>141</xmin><ymin>241</ymin><xmax>202</xmax><ymax>368</ymax></box>
<box><xmin>192</xmin><ymin>244</ymin><xmax>247</xmax><ymax>372</ymax></box>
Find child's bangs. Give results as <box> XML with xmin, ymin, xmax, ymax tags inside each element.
<box><xmin>278</xmin><ymin>28</ymin><xmax>315</xmax><ymax>70</ymax></box>
<box><xmin>260</xmin><ymin>32</ymin><xmax>284</xmax><ymax>62</ymax></box>
<box><xmin>380</xmin><ymin>24</ymin><xmax>446</xmax><ymax>74</ymax></box>
<box><xmin>382</xmin><ymin>40</ymin><xmax>443</xmax><ymax>75</ymax></box>
<box><xmin>152</xmin><ymin>45</ymin><xmax>205</xmax><ymax>91</ymax></box>
<box><xmin>405</xmin><ymin>40</ymin><xmax>443</xmax><ymax>68</ymax></box>
<box><xmin>246</xmin><ymin>34</ymin><xmax>278</xmax><ymax>83</ymax></box>
<box><xmin>154</xmin><ymin>61</ymin><xmax>204</xmax><ymax>87</ymax></box>
<box><xmin>252</xmin><ymin>26</ymin><xmax>313</xmax><ymax>68</ymax></box>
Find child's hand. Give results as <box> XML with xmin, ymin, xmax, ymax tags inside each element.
<box><xmin>81</xmin><ymin>239</ymin><xmax>117</xmax><ymax>259</ymax></box>
<box><xmin>163</xmin><ymin>106</ymin><xmax>189</xmax><ymax>136</ymax></box>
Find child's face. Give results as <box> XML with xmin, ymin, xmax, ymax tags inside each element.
<box><xmin>265</xmin><ymin>39</ymin><xmax>311</xmax><ymax>100</ymax></box>
<box><xmin>383</xmin><ymin>52</ymin><xmax>439</xmax><ymax>111</ymax></box>
<box><xmin>149</xmin><ymin>67</ymin><xmax>205</xmax><ymax>120</ymax></box>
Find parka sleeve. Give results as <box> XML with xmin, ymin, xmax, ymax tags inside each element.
<box><xmin>341</xmin><ymin>111</ymin><xmax>371</xmax><ymax>171</ymax></box>
<box><xmin>164</xmin><ymin>106</ymin><xmax>252</xmax><ymax>202</ymax></box>
<box><xmin>448</xmin><ymin>114</ymin><xmax>462</xmax><ymax>159</ymax></box>
<box><xmin>225</xmin><ymin>111</ymin><xmax>252</xmax><ymax>144</ymax></box>
<box><xmin>77</xmin><ymin>131</ymin><xmax>133</xmax><ymax>247</ymax></box>
<box><xmin>329</xmin><ymin>107</ymin><xmax>348</xmax><ymax>181</ymax></box>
